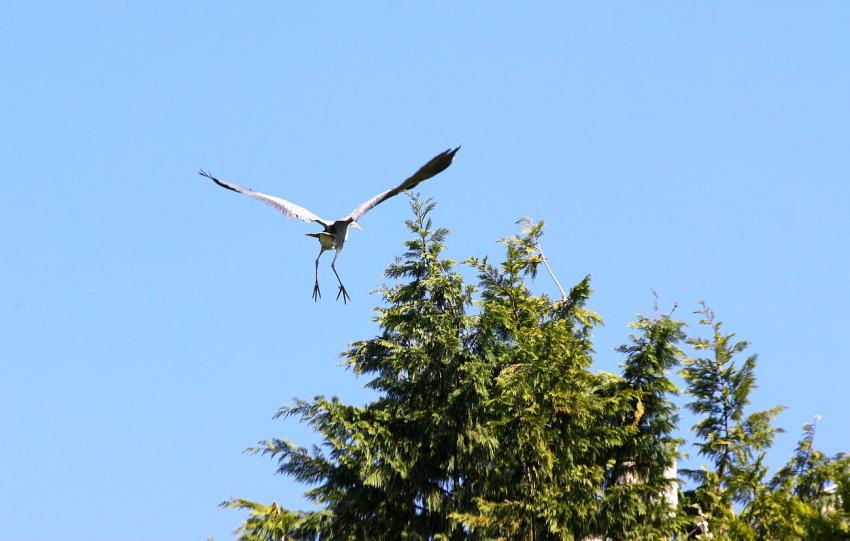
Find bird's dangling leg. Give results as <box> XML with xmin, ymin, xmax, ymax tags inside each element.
<box><xmin>330</xmin><ymin>250</ymin><xmax>350</xmax><ymax>304</ymax></box>
<box><xmin>312</xmin><ymin>248</ymin><xmax>325</xmax><ymax>301</ymax></box>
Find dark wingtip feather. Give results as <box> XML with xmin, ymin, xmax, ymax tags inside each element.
<box><xmin>214</xmin><ymin>179</ymin><xmax>240</xmax><ymax>193</ymax></box>
<box><xmin>430</xmin><ymin>145</ymin><xmax>461</xmax><ymax>175</ymax></box>
<box><xmin>199</xmin><ymin>169</ymin><xmax>240</xmax><ymax>193</ymax></box>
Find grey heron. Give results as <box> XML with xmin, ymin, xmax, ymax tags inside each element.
<box><xmin>200</xmin><ymin>146</ymin><xmax>459</xmax><ymax>303</ymax></box>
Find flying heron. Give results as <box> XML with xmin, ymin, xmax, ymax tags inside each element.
<box><xmin>200</xmin><ymin>146</ymin><xmax>459</xmax><ymax>303</ymax></box>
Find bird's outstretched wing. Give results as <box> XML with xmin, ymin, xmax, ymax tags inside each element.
<box><xmin>344</xmin><ymin>146</ymin><xmax>460</xmax><ymax>223</ymax></box>
<box><xmin>199</xmin><ymin>170</ymin><xmax>330</xmax><ymax>226</ymax></box>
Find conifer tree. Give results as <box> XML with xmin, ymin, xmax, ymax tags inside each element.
<box><xmin>739</xmin><ymin>419</ymin><xmax>850</xmax><ymax>540</ymax></box>
<box><xmin>225</xmin><ymin>200</ymin><xmax>636</xmax><ymax>540</ymax></box>
<box><xmin>459</xmin><ymin>222</ymin><xmax>633</xmax><ymax>540</ymax></box>
<box><xmin>228</xmin><ymin>196</ymin><xmax>477</xmax><ymax>539</ymax></box>
<box><xmin>596</xmin><ymin>306</ymin><xmax>686</xmax><ymax>539</ymax></box>
<box><xmin>680</xmin><ymin>304</ymin><xmax>784</xmax><ymax>538</ymax></box>
<box><xmin>218</xmin><ymin>200</ymin><xmax>849</xmax><ymax>541</ymax></box>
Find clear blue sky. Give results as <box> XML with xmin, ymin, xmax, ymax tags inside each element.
<box><xmin>1</xmin><ymin>3</ymin><xmax>848</xmax><ymax>540</ymax></box>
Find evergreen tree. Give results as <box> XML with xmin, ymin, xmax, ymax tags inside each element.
<box><xmin>225</xmin><ymin>199</ymin><xmax>636</xmax><ymax>540</ymax></box>
<box><xmin>219</xmin><ymin>200</ymin><xmax>848</xmax><ymax>541</ymax></box>
<box><xmin>596</xmin><ymin>306</ymin><xmax>687</xmax><ymax>539</ymax></box>
<box><xmin>740</xmin><ymin>419</ymin><xmax>850</xmax><ymax>540</ymax></box>
<box><xmin>229</xmin><ymin>196</ymin><xmax>477</xmax><ymax>539</ymax></box>
<box><xmin>458</xmin><ymin>221</ymin><xmax>633</xmax><ymax>540</ymax></box>
<box><xmin>680</xmin><ymin>304</ymin><xmax>784</xmax><ymax>538</ymax></box>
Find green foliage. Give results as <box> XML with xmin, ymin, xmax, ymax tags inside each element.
<box><xmin>679</xmin><ymin>304</ymin><xmax>784</xmax><ymax>537</ymax></box>
<box><xmin>677</xmin><ymin>307</ymin><xmax>850</xmax><ymax>539</ymax></box>
<box><xmin>221</xmin><ymin>499</ymin><xmax>329</xmax><ymax>541</ymax></box>
<box><xmin>460</xmin><ymin>223</ymin><xmax>633</xmax><ymax>539</ymax></box>
<box><xmin>680</xmin><ymin>304</ymin><xmax>784</xmax><ymax>496</ymax></box>
<box><xmin>223</xmin><ymin>197</ymin><xmax>847</xmax><ymax>541</ymax></box>
<box><xmin>739</xmin><ymin>420</ymin><xmax>850</xmax><ymax>540</ymax></box>
<box><xmin>596</xmin><ymin>308</ymin><xmax>688</xmax><ymax>539</ymax></box>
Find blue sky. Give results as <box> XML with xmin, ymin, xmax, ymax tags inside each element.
<box><xmin>1</xmin><ymin>3</ymin><xmax>848</xmax><ymax>540</ymax></box>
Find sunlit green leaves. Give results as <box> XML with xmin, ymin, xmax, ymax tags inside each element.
<box><xmin>223</xmin><ymin>198</ymin><xmax>848</xmax><ymax>540</ymax></box>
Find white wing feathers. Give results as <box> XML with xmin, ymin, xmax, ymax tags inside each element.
<box><xmin>198</xmin><ymin>170</ymin><xmax>330</xmax><ymax>225</ymax></box>
<box><xmin>344</xmin><ymin>146</ymin><xmax>460</xmax><ymax>223</ymax></box>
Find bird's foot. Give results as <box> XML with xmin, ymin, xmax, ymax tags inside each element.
<box><xmin>336</xmin><ymin>285</ymin><xmax>351</xmax><ymax>304</ymax></box>
<box><xmin>312</xmin><ymin>282</ymin><xmax>321</xmax><ymax>301</ymax></box>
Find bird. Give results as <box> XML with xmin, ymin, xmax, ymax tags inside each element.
<box><xmin>200</xmin><ymin>146</ymin><xmax>460</xmax><ymax>303</ymax></box>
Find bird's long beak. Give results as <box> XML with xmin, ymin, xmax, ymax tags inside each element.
<box><xmin>351</xmin><ymin>222</ymin><xmax>362</xmax><ymax>231</ymax></box>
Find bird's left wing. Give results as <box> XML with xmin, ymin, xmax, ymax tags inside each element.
<box><xmin>344</xmin><ymin>146</ymin><xmax>460</xmax><ymax>223</ymax></box>
<box><xmin>199</xmin><ymin>170</ymin><xmax>330</xmax><ymax>226</ymax></box>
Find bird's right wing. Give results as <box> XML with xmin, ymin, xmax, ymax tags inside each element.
<box><xmin>199</xmin><ymin>170</ymin><xmax>330</xmax><ymax>226</ymax></box>
<box><xmin>344</xmin><ymin>146</ymin><xmax>460</xmax><ymax>223</ymax></box>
